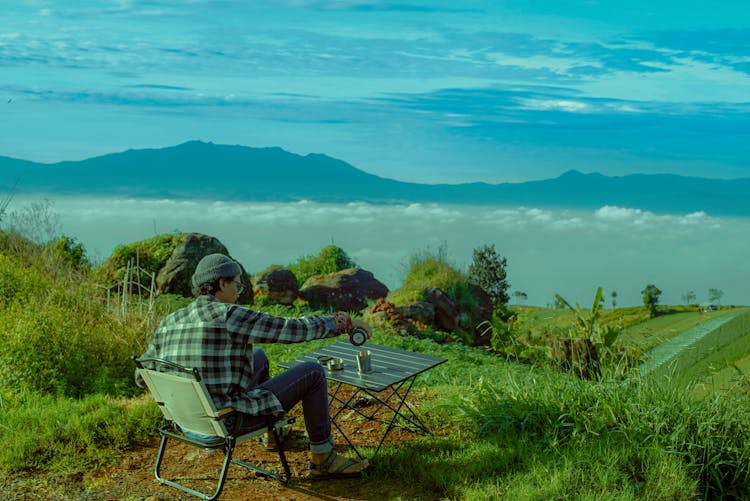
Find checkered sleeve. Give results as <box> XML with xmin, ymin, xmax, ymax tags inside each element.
<box><xmin>225</xmin><ymin>305</ymin><xmax>339</xmax><ymax>344</ymax></box>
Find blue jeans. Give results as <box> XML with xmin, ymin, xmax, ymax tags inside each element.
<box><xmin>239</xmin><ymin>348</ymin><xmax>334</xmax><ymax>454</ymax></box>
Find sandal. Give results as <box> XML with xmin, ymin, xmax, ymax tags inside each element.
<box><xmin>310</xmin><ymin>451</ymin><xmax>369</xmax><ymax>480</ymax></box>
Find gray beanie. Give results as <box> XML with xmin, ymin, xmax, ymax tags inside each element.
<box><xmin>191</xmin><ymin>253</ymin><xmax>242</xmax><ymax>289</ymax></box>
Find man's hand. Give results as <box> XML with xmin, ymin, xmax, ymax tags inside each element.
<box><xmin>332</xmin><ymin>311</ymin><xmax>353</xmax><ymax>334</ymax></box>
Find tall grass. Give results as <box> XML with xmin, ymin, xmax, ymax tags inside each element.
<box><xmin>0</xmin><ymin>391</ymin><xmax>159</xmax><ymax>474</ymax></box>
<box><xmin>0</xmin><ymin>233</ymin><xmax>164</xmax><ymax>474</ymax></box>
<box><xmin>454</xmin><ymin>367</ymin><xmax>750</xmax><ymax>499</ymax></box>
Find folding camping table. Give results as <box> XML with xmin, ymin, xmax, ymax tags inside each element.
<box><xmin>279</xmin><ymin>340</ymin><xmax>447</xmax><ymax>460</ymax></box>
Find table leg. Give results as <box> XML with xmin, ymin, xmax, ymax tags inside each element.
<box><xmin>325</xmin><ymin>376</ymin><xmax>433</xmax><ymax>460</ymax></box>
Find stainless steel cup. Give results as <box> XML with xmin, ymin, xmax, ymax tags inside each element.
<box><xmin>356</xmin><ymin>349</ymin><xmax>372</xmax><ymax>373</ymax></box>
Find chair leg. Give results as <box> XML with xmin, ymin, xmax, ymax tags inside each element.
<box><xmin>230</xmin><ymin>422</ymin><xmax>291</xmax><ymax>482</ymax></box>
<box><xmin>153</xmin><ymin>433</ymin><xmax>233</xmax><ymax>501</ymax></box>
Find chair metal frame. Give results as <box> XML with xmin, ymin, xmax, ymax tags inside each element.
<box><xmin>133</xmin><ymin>356</ymin><xmax>292</xmax><ymax>500</ymax></box>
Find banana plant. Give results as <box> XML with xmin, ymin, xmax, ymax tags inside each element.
<box><xmin>554</xmin><ymin>287</ymin><xmax>604</xmax><ymax>339</ymax></box>
<box><xmin>554</xmin><ymin>287</ymin><xmax>621</xmax><ymax>347</ymax></box>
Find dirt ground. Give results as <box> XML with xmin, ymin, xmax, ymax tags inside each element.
<box><xmin>9</xmin><ymin>388</ymin><xmax>444</xmax><ymax>501</ymax></box>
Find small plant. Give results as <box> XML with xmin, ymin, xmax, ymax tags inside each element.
<box><xmin>288</xmin><ymin>244</ymin><xmax>356</xmax><ymax>286</ymax></box>
<box><xmin>553</xmin><ymin>287</ymin><xmax>624</xmax><ymax>378</ymax></box>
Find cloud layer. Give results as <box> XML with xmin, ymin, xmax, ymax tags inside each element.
<box><xmin>23</xmin><ymin>196</ymin><xmax>749</xmax><ymax>307</ymax></box>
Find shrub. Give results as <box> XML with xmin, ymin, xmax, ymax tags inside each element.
<box><xmin>95</xmin><ymin>232</ymin><xmax>181</xmax><ymax>290</ymax></box>
<box><xmin>393</xmin><ymin>246</ymin><xmax>465</xmax><ymax>302</ymax></box>
<box><xmin>0</xmin><ymin>250</ymin><xmax>155</xmax><ymax>398</ymax></box>
<box><xmin>288</xmin><ymin>244</ymin><xmax>356</xmax><ymax>286</ymax></box>
<box><xmin>50</xmin><ymin>235</ymin><xmax>89</xmax><ymax>268</ymax></box>
<box><xmin>390</xmin><ymin>246</ymin><xmax>480</xmax><ymax>343</ymax></box>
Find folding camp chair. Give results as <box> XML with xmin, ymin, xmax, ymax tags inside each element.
<box><xmin>133</xmin><ymin>356</ymin><xmax>293</xmax><ymax>501</ymax></box>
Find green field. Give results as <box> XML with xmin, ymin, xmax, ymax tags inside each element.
<box><xmin>2</xmin><ymin>235</ymin><xmax>750</xmax><ymax>500</ymax></box>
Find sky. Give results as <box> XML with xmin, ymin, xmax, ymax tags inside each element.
<box><xmin>1</xmin><ymin>0</ymin><xmax>750</xmax><ymax>183</ymax></box>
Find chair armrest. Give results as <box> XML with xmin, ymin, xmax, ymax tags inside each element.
<box><xmin>216</xmin><ymin>407</ymin><xmax>235</xmax><ymax>418</ymax></box>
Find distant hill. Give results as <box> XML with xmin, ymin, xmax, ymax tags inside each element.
<box><xmin>1</xmin><ymin>140</ymin><xmax>748</xmax><ymax>216</ymax></box>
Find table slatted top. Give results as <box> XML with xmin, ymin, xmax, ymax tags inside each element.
<box><xmin>279</xmin><ymin>341</ymin><xmax>447</xmax><ymax>392</ymax></box>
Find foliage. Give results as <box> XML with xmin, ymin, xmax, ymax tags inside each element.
<box><xmin>682</xmin><ymin>290</ymin><xmax>697</xmax><ymax>305</ymax></box>
<box><xmin>50</xmin><ymin>235</ymin><xmax>89</xmax><ymax>268</ymax></box>
<box><xmin>554</xmin><ymin>288</ymin><xmax>622</xmax><ymax>356</ymax></box>
<box><xmin>555</xmin><ymin>287</ymin><xmax>607</xmax><ymax>340</ymax></box>
<box><xmin>708</xmin><ymin>288</ymin><xmax>724</xmax><ymax>305</ymax></box>
<box><xmin>642</xmin><ymin>283</ymin><xmax>663</xmax><ymax>318</ymax></box>
<box><xmin>1</xmin><ymin>204</ymin><xmax>749</xmax><ymax>499</ymax></box>
<box><xmin>95</xmin><ymin>232</ymin><xmax>182</xmax><ymax>289</ymax></box>
<box><xmin>388</xmin><ymin>246</ymin><xmax>482</xmax><ymax>343</ymax></box>
<box><xmin>288</xmin><ymin>244</ymin><xmax>356</xmax><ymax>286</ymax></box>
<box><xmin>468</xmin><ymin>244</ymin><xmax>509</xmax><ymax>306</ymax></box>
<box><xmin>0</xmin><ymin>249</ymin><xmax>157</xmax><ymax>398</ymax></box>
<box><xmin>2</xmin><ymin>198</ymin><xmax>61</xmax><ymax>245</ymax></box>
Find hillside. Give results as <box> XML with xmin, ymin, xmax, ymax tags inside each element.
<box><xmin>1</xmin><ymin>234</ymin><xmax>750</xmax><ymax>499</ymax></box>
<box><xmin>2</xmin><ymin>141</ymin><xmax>749</xmax><ymax>216</ymax></box>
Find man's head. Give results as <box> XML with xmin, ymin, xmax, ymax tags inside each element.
<box><xmin>191</xmin><ymin>253</ymin><xmax>244</xmax><ymax>302</ymax></box>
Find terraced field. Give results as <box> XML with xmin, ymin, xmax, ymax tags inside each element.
<box><xmin>636</xmin><ymin>307</ymin><xmax>750</xmax><ymax>394</ymax></box>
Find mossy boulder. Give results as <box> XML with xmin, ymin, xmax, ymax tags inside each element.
<box><xmin>95</xmin><ymin>232</ymin><xmax>253</xmax><ymax>302</ymax></box>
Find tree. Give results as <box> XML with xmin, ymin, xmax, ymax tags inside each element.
<box><xmin>52</xmin><ymin>235</ymin><xmax>89</xmax><ymax>268</ymax></box>
<box><xmin>513</xmin><ymin>291</ymin><xmax>528</xmax><ymax>304</ymax></box>
<box><xmin>708</xmin><ymin>288</ymin><xmax>724</xmax><ymax>306</ymax></box>
<box><xmin>681</xmin><ymin>290</ymin><xmax>696</xmax><ymax>306</ymax></box>
<box><xmin>641</xmin><ymin>284</ymin><xmax>662</xmax><ymax>318</ymax></box>
<box><xmin>610</xmin><ymin>290</ymin><xmax>617</xmax><ymax>309</ymax></box>
<box><xmin>468</xmin><ymin>244</ymin><xmax>510</xmax><ymax>306</ymax></box>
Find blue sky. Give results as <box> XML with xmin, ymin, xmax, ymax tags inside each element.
<box><xmin>2</xmin><ymin>0</ymin><xmax>749</xmax><ymax>183</ymax></box>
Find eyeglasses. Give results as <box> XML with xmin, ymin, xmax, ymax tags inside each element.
<box><xmin>233</xmin><ymin>279</ymin><xmax>245</xmax><ymax>294</ymax></box>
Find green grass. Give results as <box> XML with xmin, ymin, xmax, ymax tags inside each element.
<box><xmin>0</xmin><ymin>391</ymin><xmax>159</xmax><ymax>474</ymax></box>
<box><xmin>617</xmin><ymin>308</ymin><xmax>735</xmax><ymax>353</ymax></box>
<box><xmin>2</xmin><ymin>234</ymin><xmax>750</xmax><ymax>499</ymax></box>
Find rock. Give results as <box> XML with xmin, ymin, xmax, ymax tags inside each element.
<box><xmin>299</xmin><ymin>268</ymin><xmax>388</xmax><ymax>312</ymax></box>
<box><xmin>253</xmin><ymin>268</ymin><xmax>299</xmax><ymax>305</ymax></box>
<box><xmin>156</xmin><ymin>233</ymin><xmax>253</xmax><ymax>303</ymax></box>
<box><xmin>368</xmin><ymin>299</ymin><xmax>422</xmax><ymax>336</ymax></box>
<box><xmin>467</xmin><ymin>284</ymin><xmax>494</xmax><ymax>346</ymax></box>
<box><xmin>422</xmin><ymin>287</ymin><xmax>458</xmax><ymax>332</ymax></box>
<box><xmin>395</xmin><ymin>301</ymin><xmax>435</xmax><ymax>325</ymax></box>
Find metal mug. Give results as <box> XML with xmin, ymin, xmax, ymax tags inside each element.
<box><xmin>328</xmin><ymin>357</ymin><xmax>344</xmax><ymax>371</ymax></box>
<box><xmin>356</xmin><ymin>349</ymin><xmax>372</xmax><ymax>373</ymax></box>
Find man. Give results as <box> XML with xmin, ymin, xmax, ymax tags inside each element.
<box><xmin>137</xmin><ymin>253</ymin><xmax>370</xmax><ymax>478</ymax></box>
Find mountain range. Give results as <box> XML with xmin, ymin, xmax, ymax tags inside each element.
<box><xmin>1</xmin><ymin>140</ymin><xmax>748</xmax><ymax>217</ymax></box>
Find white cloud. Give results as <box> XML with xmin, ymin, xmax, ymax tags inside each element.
<box><xmin>519</xmin><ymin>98</ymin><xmax>589</xmax><ymax>112</ymax></box>
<box><xmin>9</xmin><ymin>197</ymin><xmax>749</xmax><ymax>308</ymax></box>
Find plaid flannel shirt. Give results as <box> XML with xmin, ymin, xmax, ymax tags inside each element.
<box><xmin>137</xmin><ymin>295</ymin><xmax>338</xmax><ymax>416</ymax></box>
